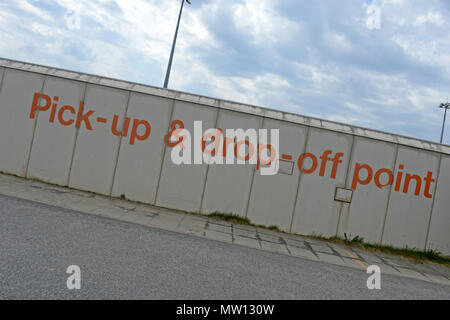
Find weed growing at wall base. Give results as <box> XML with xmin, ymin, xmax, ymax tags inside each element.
<box><xmin>208</xmin><ymin>212</ymin><xmax>252</xmax><ymax>225</ymax></box>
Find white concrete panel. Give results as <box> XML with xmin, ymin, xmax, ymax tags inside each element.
<box><xmin>426</xmin><ymin>156</ymin><xmax>450</xmax><ymax>255</ymax></box>
<box><xmin>201</xmin><ymin>110</ymin><xmax>262</xmax><ymax>217</ymax></box>
<box><xmin>382</xmin><ymin>147</ymin><xmax>440</xmax><ymax>249</ymax></box>
<box><xmin>69</xmin><ymin>85</ymin><xmax>128</xmax><ymax>195</ymax></box>
<box><xmin>0</xmin><ymin>67</ymin><xmax>4</xmax><ymax>85</ymax></box>
<box><xmin>291</xmin><ymin>128</ymin><xmax>353</xmax><ymax>237</ymax></box>
<box><xmin>27</xmin><ymin>77</ymin><xmax>85</xmax><ymax>185</ymax></box>
<box><xmin>0</xmin><ymin>69</ymin><xmax>44</xmax><ymax>176</ymax></box>
<box><xmin>112</xmin><ymin>93</ymin><xmax>172</xmax><ymax>203</ymax></box>
<box><xmin>246</xmin><ymin>119</ymin><xmax>308</xmax><ymax>231</ymax></box>
<box><xmin>156</xmin><ymin>101</ymin><xmax>217</xmax><ymax>212</ymax></box>
<box><xmin>337</xmin><ymin>137</ymin><xmax>397</xmax><ymax>243</ymax></box>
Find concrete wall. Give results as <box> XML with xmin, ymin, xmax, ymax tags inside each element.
<box><xmin>201</xmin><ymin>110</ymin><xmax>262</xmax><ymax>217</ymax></box>
<box><xmin>156</xmin><ymin>101</ymin><xmax>217</xmax><ymax>212</ymax></box>
<box><xmin>292</xmin><ymin>128</ymin><xmax>353</xmax><ymax>238</ymax></box>
<box><xmin>337</xmin><ymin>137</ymin><xmax>398</xmax><ymax>244</ymax></box>
<box><xmin>247</xmin><ymin>119</ymin><xmax>307</xmax><ymax>231</ymax></box>
<box><xmin>27</xmin><ymin>77</ymin><xmax>85</xmax><ymax>185</ymax></box>
<box><xmin>427</xmin><ymin>156</ymin><xmax>450</xmax><ymax>254</ymax></box>
<box><xmin>69</xmin><ymin>84</ymin><xmax>129</xmax><ymax>195</ymax></box>
<box><xmin>112</xmin><ymin>93</ymin><xmax>172</xmax><ymax>203</ymax></box>
<box><xmin>382</xmin><ymin>147</ymin><xmax>440</xmax><ymax>249</ymax></box>
<box><xmin>0</xmin><ymin>58</ymin><xmax>448</xmax><ymax>255</ymax></box>
<box><xmin>0</xmin><ymin>69</ymin><xmax>44</xmax><ymax>176</ymax></box>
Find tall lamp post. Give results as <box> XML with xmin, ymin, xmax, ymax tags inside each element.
<box><xmin>439</xmin><ymin>102</ymin><xmax>450</xmax><ymax>144</ymax></box>
<box><xmin>163</xmin><ymin>0</ymin><xmax>191</xmax><ymax>89</ymax></box>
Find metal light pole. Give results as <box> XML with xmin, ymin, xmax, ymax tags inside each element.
<box><xmin>439</xmin><ymin>102</ymin><xmax>450</xmax><ymax>144</ymax></box>
<box><xmin>163</xmin><ymin>0</ymin><xmax>191</xmax><ymax>89</ymax></box>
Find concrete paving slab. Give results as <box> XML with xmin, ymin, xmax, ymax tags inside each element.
<box><xmin>0</xmin><ymin>183</ymin><xmax>34</xmax><ymax>197</ymax></box>
<box><xmin>260</xmin><ymin>241</ymin><xmax>290</xmax><ymax>255</ymax></box>
<box><xmin>233</xmin><ymin>224</ymin><xmax>257</xmax><ymax>233</ymax></box>
<box><xmin>183</xmin><ymin>228</ymin><xmax>206</xmax><ymax>238</ymax></box>
<box><xmin>107</xmin><ymin>199</ymin><xmax>140</xmax><ymax>211</ymax></box>
<box><xmin>56</xmin><ymin>196</ymin><xmax>108</xmax><ymax>214</ymax></box>
<box><xmin>316</xmin><ymin>253</ymin><xmax>347</xmax><ymax>267</ymax></box>
<box><xmin>257</xmin><ymin>228</ymin><xmax>285</xmax><ymax>239</ymax></box>
<box><xmin>297</xmin><ymin>237</ymin><xmax>331</xmax><ymax>246</ymax></box>
<box><xmin>396</xmin><ymin>267</ymin><xmax>429</xmax><ymax>282</ymax></box>
<box><xmin>257</xmin><ymin>232</ymin><xmax>281</xmax><ymax>244</ymax></box>
<box><xmin>0</xmin><ymin>178</ymin><xmax>22</xmax><ymax>188</ymax></box>
<box><xmin>288</xmin><ymin>245</ymin><xmax>319</xmax><ymax>261</ymax></box>
<box><xmin>66</xmin><ymin>189</ymin><xmax>97</xmax><ymax>199</ymax></box>
<box><xmin>0</xmin><ymin>174</ymin><xmax>23</xmax><ymax>183</ymax></box>
<box><xmin>8</xmin><ymin>188</ymin><xmax>68</xmax><ymax>206</ymax></box>
<box><xmin>346</xmin><ymin>248</ymin><xmax>378</xmax><ymax>261</ymax></box>
<box><xmin>91</xmin><ymin>206</ymin><xmax>129</xmax><ymax>221</ymax></box>
<box><xmin>207</xmin><ymin>222</ymin><xmax>232</xmax><ymax>233</ymax></box>
<box><xmin>339</xmin><ymin>248</ymin><xmax>380</xmax><ymax>262</ymax></box>
<box><xmin>413</xmin><ymin>263</ymin><xmax>450</xmax><ymax>280</ymax></box>
<box><xmin>92</xmin><ymin>204</ymin><xmax>162</xmax><ymax>229</ymax></box>
<box><xmin>233</xmin><ymin>228</ymin><xmax>258</xmax><ymax>239</ymax></box>
<box><xmin>311</xmin><ymin>244</ymin><xmax>334</xmax><ymax>255</ymax></box>
<box><xmin>233</xmin><ymin>235</ymin><xmax>261</xmax><ymax>249</ymax></box>
<box><xmin>178</xmin><ymin>218</ymin><xmax>207</xmax><ymax>234</ymax></box>
<box><xmin>283</xmin><ymin>237</ymin><xmax>309</xmax><ymax>249</ymax></box>
<box><xmin>383</xmin><ymin>257</ymin><xmax>416</xmax><ymax>269</ymax></box>
<box><xmin>422</xmin><ymin>273</ymin><xmax>450</xmax><ymax>285</ymax></box>
<box><xmin>329</xmin><ymin>245</ymin><xmax>355</xmax><ymax>259</ymax></box>
<box><xmin>204</xmin><ymin>230</ymin><xmax>233</xmax><ymax>243</ymax></box>
<box><xmin>377</xmin><ymin>263</ymin><xmax>402</xmax><ymax>276</ymax></box>
<box><xmin>145</xmin><ymin>212</ymin><xmax>184</xmax><ymax>232</ymax></box>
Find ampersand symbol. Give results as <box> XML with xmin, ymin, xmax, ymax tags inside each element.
<box><xmin>164</xmin><ymin>120</ymin><xmax>186</xmax><ymax>148</ymax></box>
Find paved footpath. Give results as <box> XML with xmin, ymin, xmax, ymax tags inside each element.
<box><xmin>0</xmin><ymin>173</ymin><xmax>449</xmax><ymax>299</ymax></box>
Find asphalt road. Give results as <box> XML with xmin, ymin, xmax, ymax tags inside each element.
<box><xmin>0</xmin><ymin>194</ymin><xmax>449</xmax><ymax>300</ymax></box>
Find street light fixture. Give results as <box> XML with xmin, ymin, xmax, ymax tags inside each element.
<box><xmin>439</xmin><ymin>102</ymin><xmax>450</xmax><ymax>144</ymax></box>
<box><xmin>163</xmin><ymin>0</ymin><xmax>191</xmax><ymax>89</ymax></box>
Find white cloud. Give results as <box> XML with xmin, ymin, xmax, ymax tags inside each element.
<box><xmin>415</xmin><ymin>11</ymin><xmax>445</xmax><ymax>26</ymax></box>
<box><xmin>16</xmin><ymin>0</ymin><xmax>52</xmax><ymax>21</ymax></box>
<box><xmin>231</xmin><ymin>0</ymin><xmax>300</xmax><ymax>45</ymax></box>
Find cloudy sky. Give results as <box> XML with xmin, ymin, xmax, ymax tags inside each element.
<box><xmin>1</xmin><ymin>0</ymin><xmax>449</xmax><ymax>143</ymax></box>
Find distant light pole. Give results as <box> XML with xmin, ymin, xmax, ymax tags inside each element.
<box><xmin>163</xmin><ymin>0</ymin><xmax>191</xmax><ymax>89</ymax></box>
<box><xmin>439</xmin><ymin>102</ymin><xmax>450</xmax><ymax>144</ymax></box>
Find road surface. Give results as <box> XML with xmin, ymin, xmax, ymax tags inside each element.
<box><xmin>0</xmin><ymin>194</ymin><xmax>449</xmax><ymax>300</ymax></box>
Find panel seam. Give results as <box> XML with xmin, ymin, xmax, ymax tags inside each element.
<box><xmin>288</xmin><ymin>124</ymin><xmax>311</xmax><ymax>233</ymax></box>
<box><xmin>109</xmin><ymin>90</ymin><xmax>132</xmax><ymax>196</ymax></box>
<box><xmin>379</xmin><ymin>143</ymin><xmax>400</xmax><ymax>245</ymax></box>
<box><xmin>153</xmin><ymin>98</ymin><xmax>177</xmax><ymax>204</ymax></box>
<box><xmin>424</xmin><ymin>153</ymin><xmax>443</xmax><ymax>250</ymax></box>
<box><xmin>244</xmin><ymin>116</ymin><xmax>265</xmax><ymax>218</ymax></box>
<box><xmin>67</xmin><ymin>82</ymin><xmax>88</xmax><ymax>186</ymax></box>
<box><xmin>199</xmin><ymin>104</ymin><xmax>222</xmax><ymax>214</ymax></box>
<box><xmin>335</xmin><ymin>134</ymin><xmax>356</xmax><ymax>236</ymax></box>
<box><xmin>25</xmin><ymin>74</ymin><xmax>47</xmax><ymax>177</ymax></box>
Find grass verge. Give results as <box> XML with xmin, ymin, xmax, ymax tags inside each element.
<box><xmin>327</xmin><ymin>233</ymin><xmax>450</xmax><ymax>265</ymax></box>
<box><xmin>207</xmin><ymin>213</ymin><xmax>449</xmax><ymax>265</ymax></box>
<box><xmin>207</xmin><ymin>212</ymin><xmax>252</xmax><ymax>225</ymax></box>
<box><xmin>207</xmin><ymin>212</ymin><xmax>281</xmax><ymax>232</ymax></box>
